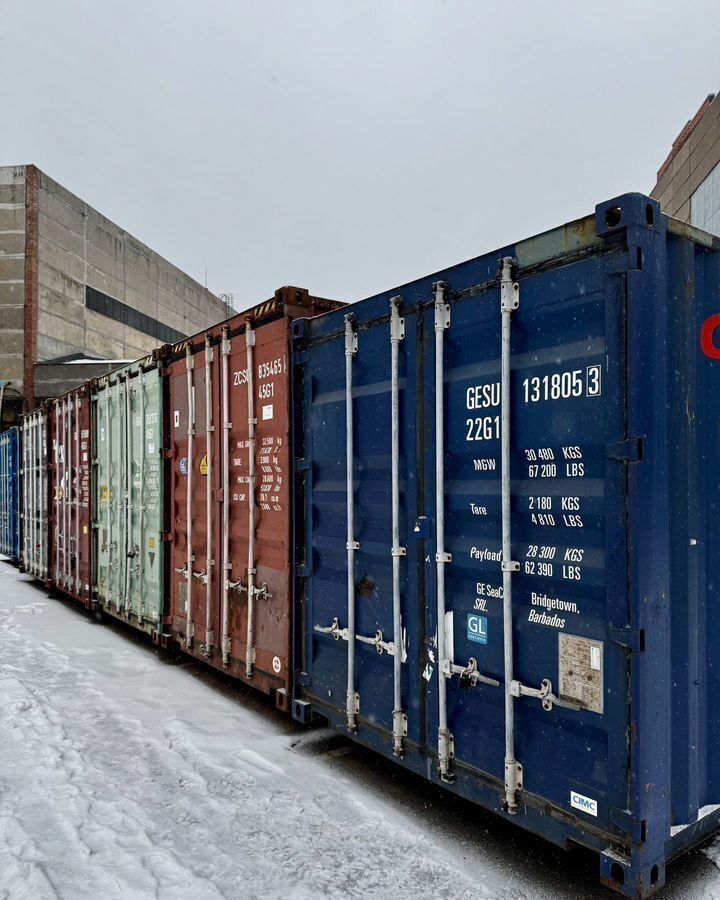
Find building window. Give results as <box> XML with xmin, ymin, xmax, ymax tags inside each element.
<box><xmin>85</xmin><ymin>285</ymin><xmax>186</xmax><ymax>345</ymax></box>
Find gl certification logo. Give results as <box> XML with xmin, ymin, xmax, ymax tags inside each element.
<box><xmin>467</xmin><ymin>614</ymin><xmax>488</xmax><ymax>645</ymax></box>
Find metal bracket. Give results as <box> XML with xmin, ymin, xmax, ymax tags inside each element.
<box><xmin>435</xmin><ymin>551</ymin><xmax>452</xmax><ymax>563</ymax></box>
<box><xmin>346</xmin><ymin>540</ymin><xmax>360</xmax><ymax>550</ymax></box>
<box><xmin>390</xmin><ymin>296</ymin><xmax>405</xmax><ymax>341</ymax></box>
<box><xmin>174</xmin><ymin>564</ymin><xmax>188</xmax><ymax>578</ymax></box>
<box><xmin>505</xmin><ymin>760</ymin><xmax>523</xmax><ymax>795</ymax></box>
<box><xmin>438</xmin><ymin>727</ymin><xmax>455</xmax><ymax>781</ymax></box>
<box><xmin>510</xmin><ymin>677</ymin><xmax>583</xmax><ymax>712</ymax></box>
<box><xmin>344</xmin><ymin>316</ymin><xmax>358</xmax><ymax>356</ymax></box>
<box><xmin>252</xmin><ymin>582</ymin><xmax>272</xmax><ymax>600</ymax></box>
<box><xmin>609</xmin><ymin>625</ymin><xmax>644</xmax><ymax>653</ymax></box>
<box><xmin>607</xmin><ymin>437</ymin><xmax>643</xmax><ymax>462</ymax></box>
<box><xmin>500</xmin><ymin>257</ymin><xmax>520</xmax><ymax>311</ymax></box>
<box><xmin>246</xmin><ymin>328</ymin><xmax>256</xmax><ymax>348</ymax></box>
<box><xmin>227</xmin><ymin>578</ymin><xmax>246</xmax><ymax>593</ymax></box>
<box><xmin>314</xmin><ymin>617</ymin><xmax>349</xmax><ymax>642</ymax></box>
<box><xmin>391</xmin><ymin>546</ymin><xmax>406</xmax><ymax>557</ymax></box>
<box><xmin>434</xmin><ymin>282</ymin><xmax>450</xmax><ymax>330</ymax></box>
<box><xmin>609</xmin><ymin>807</ymin><xmax>646</xmax><ymax>845</ymax></box>
<box><xmin>442</xmin><ymin>656</ymin><xmax>500</xmax><ymax>688</ymax></box>
<box><xmin>501</xmin><ymin>559</ymin><xmax>520</xmax><ymax>572</ymax></box>
<box><xmin>192</xmin><ymin>569</ymin><xmax>208</xmax><ymax>584</ymax></box>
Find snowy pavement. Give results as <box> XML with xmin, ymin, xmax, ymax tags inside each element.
<box><xmin>1</xmin><ymin>561</ymin><xmax>719</xmax><ymax>900</ymax></box>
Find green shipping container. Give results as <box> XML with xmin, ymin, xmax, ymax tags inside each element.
<box><xmin>93</xmin><ymin>354</ymin><xmax>166</xmax><ymax>637</ymax></box>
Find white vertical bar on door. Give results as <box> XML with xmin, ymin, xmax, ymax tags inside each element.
<box><xmin>499</xmin><ymin>257</ymin><xmax>522</xmax><ymax>814</ymax></box>
<box><xmin>185</xmin><ymin>347</ymin><xmax>195</xmax><ymax>646</ymax></box>
<box><xmin>344</xmin><ymin>314</ymin><xmax>359</xmax><ymax>732</ymax></box>
<box><xmin>244</xmin><ymin>321</ymin><xmax>257</xmax><ymax>678</ymax></box>
<box><xmin>433</xmin><ymin>282</ymin><xmax>453</xmax><ymax>782</ymax></box>
<box><xmin>390</xmin><ymin>296</ymin><xmax>407</xmax><ymax>756</ymax></box>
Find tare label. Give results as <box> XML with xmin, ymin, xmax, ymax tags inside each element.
<box><xmin>467</xmin><ymin>614</ymin><xmax>488</xmax><ymax>645</ymax></box>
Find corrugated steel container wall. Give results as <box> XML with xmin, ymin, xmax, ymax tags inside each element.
<box><xmin>168</xmin><ymin>287</ymin><xmax>343</xmax><ymax>703</ymax></box>
<box><xmin>93</xmin><ymin>354</ymin><xmax>167</xmax><ymax>636</ymax></box>
<box><xmin>49</xmin><ymin>387</ymin><xmax>93</xmax><ymax>605</ymax></box>
<box><xmin>0</xmin><ymin>427</ymin><xmax>20</xmax><ymax>560</ymax></box>
<box><xmin>293</xmin><ymin>194</ymin><xmax>720</xmax><ymax>898</ymax></box>
<box><xmin>20</xmin><ymin>408</ymin><xmax>50</xmax><ymax>581</ymax></box>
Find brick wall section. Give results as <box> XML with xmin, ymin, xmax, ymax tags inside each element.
<box><xmin>23</xmin><ymin>165</ymin><xmax>39</xmax><ymax>411</ymax></box>
<box><xmin>651</xmin><ymin>92</ymin><xmax>720</xmax><ymax>222</ymax></box>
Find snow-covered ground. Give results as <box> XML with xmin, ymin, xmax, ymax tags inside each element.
<box><xmin>1</xmin><ymin>560</ymin><xmax>719</xmax><ymax>900</ymax></box>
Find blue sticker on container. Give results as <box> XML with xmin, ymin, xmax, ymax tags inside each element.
<box><xmin>467</xmin><ymin>614</ymin><xmax>488</xmax><ymax>645</ymax></box>
<box><xmin>180</xmin><ymin>457</ymin><xmax>188</xmax><ymax>475</ymax></box>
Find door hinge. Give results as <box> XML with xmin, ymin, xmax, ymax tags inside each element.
<box><xmin>610</xmin><ymin>807</ymin><xmax>646</xmax><ymax>845</ymax></box>
<box><xmin>295</xmin><ymin>564</ymin><xmax>311</xmax><ymax>578</ymax></box>
<box><xmin>293</xmin><ymin>350</ymin><xmax>309</xmax><ymax>365</ymax></box>
<box><xmin>294</xmin><ymin>458</ymin><xmax>311</xmax><ymax>472</ymax></box>
<box><xmin>609</xmin><ymin>626</ymin><xmax>644</xmax><ymax>653</ymax></box>
<box><xmin>607</xmin><ymin>437</ymin><xmax>643</xmax><ymax>462</ymax></box>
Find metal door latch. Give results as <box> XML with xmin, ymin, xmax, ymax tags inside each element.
<box><xmin>510</xmin><ymin>677</ymin><xmax>583</xmax><ymax>712</ymax></box>
<box><xmin>442</xmin><ymin>656</ymin><xmax>500</xmax><ymax>688</ymax></box>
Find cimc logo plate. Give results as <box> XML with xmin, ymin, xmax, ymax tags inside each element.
<box><xmin>570</xmin><ymin>791</ymin><xmax>598</xmax><ymax>817</ymax></box>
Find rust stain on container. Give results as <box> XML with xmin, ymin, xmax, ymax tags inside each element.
<box><xmin>167</xmin><ymin>287</ymin><xmax>343</xmax><ymax>704</ymax></box>
<box><xmin>49</xmin><ymin>384</ymin><xmax>93</xmax><ymax>607</ymax></box>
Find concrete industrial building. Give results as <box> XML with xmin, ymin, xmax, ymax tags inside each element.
<box><xmin>651</xmin><ymin>92</ymin><xmax>720</xmax><ymax>234</ymax></box>
<box><xmin>0</xmin><ymin>165</ymin><xmax>232</xmax><ymax>424</ymax></box>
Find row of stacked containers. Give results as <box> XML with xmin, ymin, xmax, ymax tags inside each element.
<box><xmin>1</xmin><ymin>194</ymin><xmax>720</xmax><ymax>897</ymax></box>
<box><xmin>14</xmin><ymin>286</ymin><xmax>341</xmax><ymax>710</ymax></box>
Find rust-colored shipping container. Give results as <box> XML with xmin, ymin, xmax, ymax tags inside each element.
<box><xmin>168</xmin><ymin>287</ymin><xmax>342</xmax><ymax>706</ymax></box>
<box><xmin>49</xmin><ymin>385</ymin><xmax>93</xmax><ymax>606</ymax></box>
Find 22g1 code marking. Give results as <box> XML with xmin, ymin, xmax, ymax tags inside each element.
<box><xmin>523</xmin><ymin>365</ymin><xmax>602</xmax><ymax>404</ymax></box>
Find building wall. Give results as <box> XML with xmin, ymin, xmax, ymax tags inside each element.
<box><xmin>0</xmin><ymin>167</ymin><xmax>26</xmax><ymax>397</ymax></box>
<box><xmin>651</xmin><ymin>92</ymin><xmax>720</xmax><ymax>231</ymax></box>
<box><xmin>0</xmin><ymin>164</ymin><xmax>233</xmax><ymax>414</ymax></box>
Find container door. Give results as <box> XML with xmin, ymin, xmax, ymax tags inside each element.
<box><xmin>95</xmin><ymin>381</ymin><xmax>124</xmax><ymax>607</ymax></box>
<box><xmin>127</xmin><ymin>368</ymin><xmax>165</xmax><ymax>629</ymax></box>
<box><xmin>422</xmin><ymin>254</ymin><xmax>629</xmax><ymax>830</ymax></box>
<box><xmin>23</xmin><ymin>412</ymin><xmax>48</xmax><ymax>580</ymax></box>
<box><xmin>300</xmin><ymin>305</ymin><xmax>424</xmax><ymax>750</ymax></box>
<box><xmin>75</xmin><ymin>397</ymin><xmax>92</xmax><ymax>604</ymax></box>
<box><xmin>169</xmin><ymin>344</ymin><xmax>213</xmax><ymax>649</ymax></box>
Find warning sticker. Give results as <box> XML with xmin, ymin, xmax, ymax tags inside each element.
<box><xmin>200</xmin><ymin>453</ymin><xmax>208</xmax><ymax>476</ymax></box>
<box><xmin>148</xmin><ymin>536</ymin><xmax>156</xmax><ymax>550</ymax></box>
<box><xmin>100</xmin><ymin>485</ymin><xmax>109</xmax><ymax>502</ymax></box>
<box><xmin>558</xmin><ymin>633</ymin><xmax>604</xmax><ymax>715</ymax></box>
<box><xmin>262</xmin><ymin>404</ymin><xmax>274</xmax><ymax>421</ymax></box>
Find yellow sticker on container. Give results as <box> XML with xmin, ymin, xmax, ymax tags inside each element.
<box><xmin>83</xmin><ymin>525</ymin><xmax>88</xmax><ymax>535</ymax></box>
<box><xmin>200</xmin><ymin>453</ymin><xmax>208</xmax><ymax>476</ymax></box>
<box><xmin>148</xmin><ymin>536</ymin><xmax>156</xmax><ymax>550</ymax></box>
<box><xmin>100</xmin><ymin>485</ymin><xmax>109</xmax><ymax>502</ymax></box>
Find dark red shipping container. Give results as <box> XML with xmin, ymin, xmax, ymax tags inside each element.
<box><xmin>168</xmin><ymin>287</ymin><xmax>343</xmax><ymax>706</ymax></box>
<box><xmin>50</xmin><ymin>384</ymin><xmax>93</xmax><ymax>606</ymax></box>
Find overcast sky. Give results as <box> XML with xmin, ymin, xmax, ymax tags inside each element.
<box><xmin>2</xmin><ymin>0</ymin><xmax>719</xmax><ymax>307</ymax></box>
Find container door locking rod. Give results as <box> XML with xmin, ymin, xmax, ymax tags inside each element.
<box><xmin>500</xmin><ymin>257</ymin><xmax>522</xmax><ymax>814</ymax></box>
<box><xmin>137</xmin><ymin>374</ymin><xmax>146</xmax><ymax>621</ymax></box>
<box><xmin>244</xmin><ymin>320</ymin><xmax>259</xmax><ymax>678</ymax></box>
<box><xmin>202</xmin><ymin>335</ymin><xmax>215</xmax><ymax>656</ymax></box>
<box><xmin>390</xmin><ymin>297</ymin><xmax>408</xmax><ymax>755</ymax></box>
<box><xmin>185</xmin><ymin>346</ymin><xmax>196</xmax><ymax>646</ymax></box>
<box><xmin>221</xmin><ymin>327</ymin><xmax>232</xmax><ymax>666</ymax></box>
<box><xmin>345</xmin><ymin>315</ymin><xmax>360</xmax><ymax>731</ymax></box>
<box><xmin>434</xmin><ymin>282</ymin><xmax>454</xmax><ymax>782</ymax></box>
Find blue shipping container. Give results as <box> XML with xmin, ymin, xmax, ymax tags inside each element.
<box><xmin>0</xmin><ymin>427</ymin><xmax>20</xmax><ymax>561</ymax></box>
<box><xmin>292</xmin><ymin>194</ymin><xmax>720</xmax><ymax>897</ymax></box>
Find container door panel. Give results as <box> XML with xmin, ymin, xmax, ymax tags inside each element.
<box><xmin>303</xmin><ymin>309</ymin><xmax>423</xmax><ymax>748</ymax></box>
<box><xmin>422</xmin><ymin>253</ymin><xmax>629</xmax><ymax>828</ymax></box>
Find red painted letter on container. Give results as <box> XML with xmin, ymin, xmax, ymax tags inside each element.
<box><xmin>701</xmin><ymin>314</ymin><xmax>720</xmax><ymax>359</ymax></box>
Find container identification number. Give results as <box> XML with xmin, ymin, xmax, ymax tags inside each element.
<box><xmin>522</xmin><ymin>365</ymin><xmax>602</xmax><ymax>404</ymax></box>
